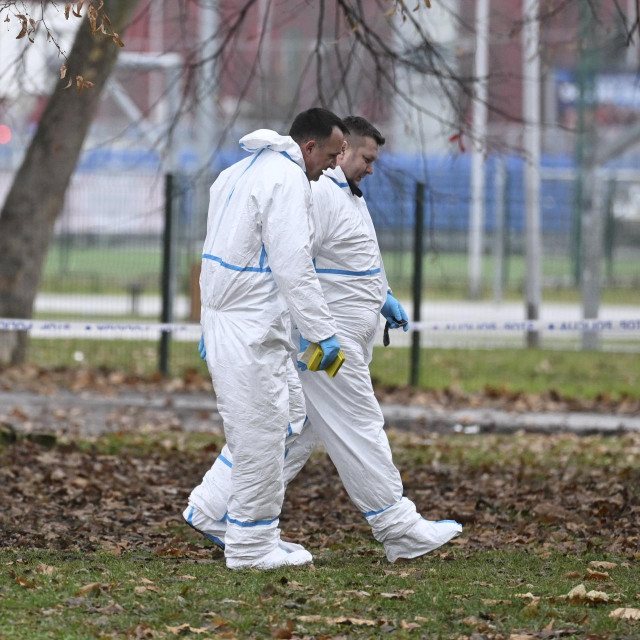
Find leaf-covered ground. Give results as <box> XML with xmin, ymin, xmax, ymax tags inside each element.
<box><xmin>1</xmin><ymin>365</ymin><xmax>639</xmax><ymax>639</ymax></box>
<box><xmin>1</xmin><ymin>426</ymin><xmax>639</xmax><ymax>639</ymax></box>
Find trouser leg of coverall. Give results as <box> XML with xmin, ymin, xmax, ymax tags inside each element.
<box><xmin>201</xmin><ymin>310</ymin><xmax>294</xmax><ymax>567</ymax></box>
<box><xmin>187</xmin><ymin>358</ymin><xmax>312</xmax><ymax>547</ymax></box>
<box><xmin>192</xmin><ymin>326</ymin><xmax>459</xmax><ymax>562</ymax></box>
<box><xmin>296</xmin><ymin>334</ymin><xmax>427</xmax><ymax>555</ymax></box>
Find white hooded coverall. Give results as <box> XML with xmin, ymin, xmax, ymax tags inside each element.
<box><xmin>189</xmin><ymin>166</ymin><xmax>461</xmax><ymax>562</ymax></box>
<box><xmin>197</xmin><ymin>130</ymin><xmax>336</xmax><ymax>566</ymax></box>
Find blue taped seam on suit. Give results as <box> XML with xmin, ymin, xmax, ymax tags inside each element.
<box><xmin>279</xmin><ymin>150</ymin><xmax>296</xmax><ymax>164</ymax></box>
<box><xmin>287</xmin><ymin>423</ymin><xmax>293</xmax><ymax>436</ymax></box>
<box><xmin>185</xmin><ymin>507</ymin><xmax>225</xmax><ymax>548</ymax></box>
<box><xmin>202</xmin><ymin>253</ymin><xmax>272</xmax><ymax>273</ymax></box>
<box><xmin>226</xmin><ymin>515</ymin><xmax>279</xmax><ymax>527</ymax></box>
<box><xmin>327</xmin><ymin>175</ymin><xmax>349</xmax><ymax>188</ymax></box>
<box><xmin>316</xmin><ymin>267</ymin><xmax>382</xmax><ymax>277</ymax></box>
<box><xmin>212</xmin><ymin>148</ymin><xmax>265</xmax><ymax>240</ymax></box>
<box><xmin>218</xmin><ymin>454</ymin><xmax>233</xmax><ymax>468</ymax></box>
<box><xmin>363</xmin><ymin>504</ymin><xmax>393</xmax><ymax>518</ymax></box>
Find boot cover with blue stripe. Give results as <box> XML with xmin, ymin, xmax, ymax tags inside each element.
<box><xmin>384</xmin><ymin>518</ymin><xmax>462</xmax><ymax>563</ymax></box>
<box><xmin>226</xmin><ymin>545</ymin><xmax>313</xmax><ymax>570</ymax></box>
<box><xmin>182</xmin><ymin>504</ymin><xmax>308</xmax><ymax>556</ymax></box>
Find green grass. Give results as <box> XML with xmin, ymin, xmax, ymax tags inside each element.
<box><xmin>370</xmin><ymin>347</ymin><xmax>640</xmax><ymax>399</ymax></box>
<box><xmin>40</xmin><ymin>243</ymin><xmax>640</xmax><ymax>303</ymax></box>
<box><xmin>2</xmin><ymin>425</ymin><xmax>639</xmax><ymax>639</ymax></box>
<box><xmin>1</xmin><ymin>547</ymin><xmax>638</xmax><ymax>640</ymax></box>
<box><xmin>24</xmin><ymin>339</ymin><xmax>640</xmax><ymax>401</ymax></box>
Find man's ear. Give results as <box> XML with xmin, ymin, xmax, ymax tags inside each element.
<box><xmin>302</xmin><ymin>139</ymin><xmax>316</xmax><ymax>155</ymax></box>
<box><xmin>340</xmin><ymin>140</ymin><xmax>348</xmax><ymax>155</ymax></box>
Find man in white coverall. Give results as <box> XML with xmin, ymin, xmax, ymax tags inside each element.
<box><xmin>194</xmin><ymin>108</ymin><xmax>349</xmax><ymax>570</ymax></box>
<box><xmin>186</xmin><ymin>116</ymin><xmax>462</xmax><ymax>564</ymax></box>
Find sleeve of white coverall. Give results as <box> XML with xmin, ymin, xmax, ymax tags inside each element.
<box><xmin>259</xmin><ymin>173</ymin><xmax>337</xmax><ymax>343</ymax></box>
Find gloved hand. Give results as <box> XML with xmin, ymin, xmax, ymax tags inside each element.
<box><xmin>297</xmin><ymin>334</ymin><xmax>342</xmax><ymax>371</ymax></box>
<box><xmin>381</xmin><ymin>292</ymin><xmax>409</xmax><ymax>331</ymax></box>
<box><xmin>317</xmin><ymin>334</ymin><xmax>341</xmax><ymax>370</ymax></box>
<box><xmin>198</xmin><ymin>334</ymin><xmax>207</xmax><ymax>361</ymax></box>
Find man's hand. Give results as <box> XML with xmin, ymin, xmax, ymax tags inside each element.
<box><xmin>381</xmin><ymin>292</ymin><xmax>409</xmax><ymax>331</ymax></box>
<box><xmin>297</xmin><ymin>334</ymin><xmax>342</xmax><ymax>371</ymax></box>
<box><xmin>317</xmin><ymin>335</ymin><xmax>341</xmax><ymax>370</ymax></box>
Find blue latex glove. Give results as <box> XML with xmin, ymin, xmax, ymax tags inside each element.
<box><xmin>297</xmin><ymin>334</ymin><xmax>341</xmax><ymax>371</ymax></box>
<box><xmin>381</xmin><ymin>292</ymin><xmax>409</xmax><ymax>331</ymax></box>
<box><xmin>317</xmin><ymin>334</ymin><xmax>341</xmax><ymax>370</ymax></box>
<box><xmin>198</xmin><ymin>334</ymin><xmax>207</xmax><ymax>360</ymax></box>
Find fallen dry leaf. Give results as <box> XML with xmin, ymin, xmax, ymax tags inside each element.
<box><xmin>610</xmin><ymin>607</ymin><xmax>640</xmax><ymax>620</ymax></box>
<box><xmin>589</xmin><ymin>561</ymin><xmax>617</xmax><ymax>570</ymax></box>
<box><xmin>15</xmin><ymin>576</ymin><xmax>36</xmax><ymax>589</ymax></box>
<box><xmin>76</xmin><ymin>582</ymin><xmax>109</xmax><ymax>596</ymax></box>
<box><xmin>566</xmin><ymin>584</ymin><xmax>609</xmax><ymax>604</ymax></box>
<box><xmin>400</xmin><ymin>620</ymin><xmax>421</xmax><ymax>630</ymax></box>
<box><xmin>296</xmin><ymin>615</ymin><xmax>376</xmax><ymax>627</ymax></box>
<box><xmin>585</xmin><ymin>569</ymin><xmax>610</xmax><ymax>581</ymax></box>
<box><xmin>166</xmin><ymin>623</ymin><xmax>209</xmax><ymax>635</ymax></box>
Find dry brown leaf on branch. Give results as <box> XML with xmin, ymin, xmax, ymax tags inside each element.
<box><xmin>76</xmin><ymin>75</ymin><xmax>94</xmax><ymax>93</ymax></box>
<box><xmin>15</xmin><ymin>14</ymin><xmax>27</xmax><ymax>39</ymax></box>
<box><xmin>64</xmin><ymin>3</ymin><xmax>71</xmax><ymax>19</ymax></box>
<box><xmin>59</xmin><ymin>63</ymin><xmax>67</xmax><ymax>79</ymax></box>
<box><xmin>87</xmin><ymin>4</ymin><xmax>97</xmax><ymax>32</ymax></box>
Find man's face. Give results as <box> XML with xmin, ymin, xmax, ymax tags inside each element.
<box><xmin>301</xmin><ymin>126</ymin><xmax>345</xmax><ymax>181</ymax></box>
<box><xmin>339</xmin><ymin>136</ymin><xmax>379</xmax><ymax>187</ymax></box>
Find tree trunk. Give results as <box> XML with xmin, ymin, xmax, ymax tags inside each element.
<box><xmin>0</xmin><ymin>0</ymin><xmax>140</xmax><ymax>364</ymax></box>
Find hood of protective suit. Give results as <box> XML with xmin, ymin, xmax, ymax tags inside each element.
<box><xmin>239</xmin><ymin>130</ymin><xmax>305</xmax><ymax>171</ymax></box>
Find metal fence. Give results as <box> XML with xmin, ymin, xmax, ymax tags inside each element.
<box><xmin>2</xmin><ymin>155</ymin><xmax>639</xmax><ymax>379</ymax></box>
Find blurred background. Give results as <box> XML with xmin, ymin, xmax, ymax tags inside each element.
<box><xmin>0</xmin><ymin>0</ymin><xmax>638</xmax><ymax>390</ymax></box>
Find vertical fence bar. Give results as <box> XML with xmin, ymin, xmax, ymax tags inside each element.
<box><xmin>159</xmin><ymin>173</ymin><xmax>176</xmax><ymax>375</ymax></box>
<box><xmin>493</xmin><ymin>159</ymin><xmax>506</xmax><ymax>303</ymax></box>
<box><xmin>410</xmin><ymin>182</ymin><xmax>425</xmax><ymax>387</ymax></box>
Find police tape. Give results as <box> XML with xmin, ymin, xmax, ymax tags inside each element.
<box><xmin>1</xmin><ymin>317</ymin><xmax>639</xmax><ymax>337</ymax></box>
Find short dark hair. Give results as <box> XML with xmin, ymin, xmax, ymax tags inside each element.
<box><xmin>342</xmin><ymin>116</ymin><xmax>385</xmax><ymax>147</ymax></box>
<box><xmin>289</xmin><ymin>108</ymin><xmax>349</xmax><ymax>144</ymax></box>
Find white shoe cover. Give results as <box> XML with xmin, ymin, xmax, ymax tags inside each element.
<box><xmin>183</xmin><ymin>505</ymin><xmax>226</xmax><ymax>548</ymax></box>
<box><xmin>384</xmin><ymin>518</ymin><xmax>462</xmax><ymax>563</ymax></box>
<box><xmin>183</xmin><ymin>505</ymin><xmax>306</xmax><ymax>554</ymax></box>
<box><xmin>226</xmin><ymin>546</ymin><xmax>313</xmax><ymax>570</ymax></box>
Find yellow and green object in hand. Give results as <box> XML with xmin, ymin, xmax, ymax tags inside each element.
<box><xmin>299</xmin><ymin>342</ymin><xmax>346</xmax><ymax>378</ymax></box>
